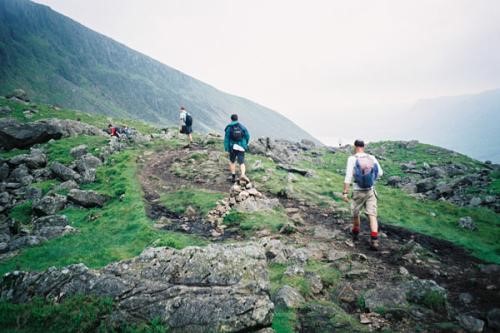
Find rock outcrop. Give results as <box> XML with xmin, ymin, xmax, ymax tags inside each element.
<box><xmin>0</xmin><ymin>243</ymin><xmax>274</xmax><ymax>332</ymax></box>
<box><xmin>0</xmin><ymin>118</ymin><xmax>105</xmax><ymax>150</ymax></box>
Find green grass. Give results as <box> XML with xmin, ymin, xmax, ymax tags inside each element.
<box><xmin>9</xmin><ymin>200</ymin><xmax>33</xmax><ymax>225</ymax></box>
<box><xmin>0</xmin><ymin>296</ymin><xmax>170</xmax><ymax>333</ymax></box>
<box><xmin>160</xmin><ymin>188</ymin><xmax>225</xmax><ymax>216</ymax></box>
<box><xmin>31</xmin><ymin>179</ymin><xmax>59</xmax><ymax>195</ymax></box>
<box><xmin>272</xmin><ymin>308</ymin><xmax>298</xmax><ymax>333</ymax></box>
<box><xmin>0</xmin><ymin>98</ymin><xmax>158</xmax><ymax>135</ymax></box>
<box><xmin>0</xmin><ymin>149</ymin><xmax>205</xmax><ymax>276</ymax></box>
<box><xmin>0</xmin><ymin>148</ymin><xmax>30</xmax><ymax>160</ymax></box>
<box><xmin>419</xmin><ymin>290</ymin><xmax>447</xmax><ymax>312</ymax></box>
<box><xmin>43</xmin><ymin>135</ymin><xmax>108</xmax><ymax>164</ymax></box>
<box><xmin>223</xmin><ymin>209</ymin><xmax>289</xmax><ymax>235</ymax></box>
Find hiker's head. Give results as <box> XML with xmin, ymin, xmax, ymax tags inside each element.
<box><xmin>354</xmin><ymin>139</ymin><xmax>365</xmax><ymax>152</ymax></box>
<box><xmin>180</xmin><ymin>106</ymin><xmax>185</xmax><ymax>112</ymax></box>
<box><xmin>108</xmin><ymin>124</ymin><xmax>112</xmax><ymax>128</ymax></box>
<box><xmin>231</xmin><ymin>114</ymin><xmax>238</xmax><ymax>122</ymax></box>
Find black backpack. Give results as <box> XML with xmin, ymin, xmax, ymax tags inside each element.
<box><xmin>230</xmin><ymin>124</ymin><xmax>244</xmax><ymax>141</ymax></box>
<box><xmin>185</xmin><ymin>113</ymin><xmax>193</xmax><ymax>126</ymax></box>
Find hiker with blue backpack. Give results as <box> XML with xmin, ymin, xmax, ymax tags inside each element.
<box><xmin>224</xmin><ymin>114</ymin><xmax>250</xmax><ymax>183</ymax></box>
<box><xmin>343</xmin><ymin>139</ymin><xmax>384</xmax><ymax>250</ymax></box>
<box><xmin>179</xmin><ymin>106</ymin><xmax>193</xmax><ymax>146</ymax></box>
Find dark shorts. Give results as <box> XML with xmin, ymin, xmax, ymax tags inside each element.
<box><xmin>180</xmin><ymin>125</ymin><xmax>193</xmax><ymax>134</ymax></box>
<box><xmin>229</xmin><ymin>150</ymin><xmax>245</xmax><ymax>164</ymax></box>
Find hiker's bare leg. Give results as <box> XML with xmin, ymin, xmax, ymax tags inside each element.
<box><xmin>229</xmin><ymin>162</ymin><xmax>236</xmax><ymax>175</ymax></box>
<box><xmin>240</xmin><ymin>163</ymin><xmax>246</xmax><ymax>176</ymax></box>
<box><xmin>368</xmin><ymin>215</ymin><xmax>378</xmax><ymax>233</ymax></box>
<box><xmin>352</xmin><ymin>215</ymin><xmax>360</xmax><ymax>230</ymax></box>
<box><xmin>188</xmin><ymin>133</ymin><xmax>193</xmax><ymax>143</ymax></box>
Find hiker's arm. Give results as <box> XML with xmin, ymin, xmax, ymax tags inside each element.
<box><xmin>343</xmin><ymin>157</ymin><xmax>354</xmax><ymax>195</ymax></box>
<box><xmin>224</xmin><ymin>127</ymin><xmax>230</xmax><ymax>152</ymax></box>
<box><xmin>374</xmin><ymin>157</ymin><xmax>383</xmax><ymax>178</ymax></box>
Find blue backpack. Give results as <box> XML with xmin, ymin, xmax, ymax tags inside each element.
<box><xmin>354</xmin><ymin>155</ymin><xmax>379</xmax><ymax>189</ymax></box>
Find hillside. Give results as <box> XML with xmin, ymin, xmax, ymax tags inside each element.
<box><xmin>407</xmin><ymin>89</ymin><xmax>500</xmax><ymax>163</ymax></box>
<box><xmin>0</xmin><ymin>0</ymin><xmax>318</xmax><ymax>143</ymax></box>
<box><xmin>0</xmin><ymin>94</ymin><xmax>499</xmax><ymax>332</ymax></box>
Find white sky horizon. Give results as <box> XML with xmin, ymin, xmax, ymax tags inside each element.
<box><xmin>33</xmin><ymin>0</ymin><xmax>500</xmax><ymax>140</ymax></box>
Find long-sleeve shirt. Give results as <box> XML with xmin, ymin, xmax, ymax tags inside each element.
<box><xmin>344</xmin><ymin>152</ymin><xmax>383</xmax><ymax>190</ymax></box>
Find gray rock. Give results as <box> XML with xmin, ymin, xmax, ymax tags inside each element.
<box><xmin>32</xmin><ymin>215</ymin><xmax>69</xmax><ymax>229</ymax></box>
<box><xmin>274</xmin><ymin>285</ymin><xmax>305</xmax><ymax>309</ymax></box>
<box><xmin>458</xmin><ymin>217</ymin><xmax>477</xmax><ymax>231</ymax></box>
<box><xmin>487</xmin><ymin>308</ymin><xmax>500</xmax><ymax>330</ymax></box>
<box><xmin>0</xmin><ymin>105</ymin><xmax>12</xmax><ymax>114</ymax></box>
<box><xmin>67</xmin><ymin>189</ymin><xmax>110</xmax><ymax>208</ymax></box>
<box><xmin>436</xmin><ymin>183</ymin><xmax>453</xmax><ymax>197</ymax></box>
<box><xmin>75</xmin><ymin>154</ymin><xmax>102</xmax><ymax>171</ymax></box>
<box><xmin>0</xmin><ymin>118</ymin><xmax>104</xmax><ymax>150</ymax></box>
<box><xmin>305</xmin><ymin>272</ymin><xmax>323</xmax><ymax>294</ymax></box>
<box><xmin>55</xmin><ymin>180</ymin><xmax>79</xmax><ymax>192</ymax></box>
<box><xmin>236</xmin><ymin>197</ymin><xmax>280</xmax><ymax>212</ymax></box>
<box><xmin>480</xmin><ymin>264</ymin><xmax>500</xmax><ymax>275</ymax></box>
<box><xmin>0</xmin><ymin>163</ymin><xmax>10</xmax><ymax>181</ymax></box>
<box><xmin>0</xmin><ymin>242</ymin><xmax>8</xmax><ymax>253</ymax></box>
<box><xmin>8</xmin><ymin>235</ymin><xmax>47</xmax><ymax>250</ymax></box>
<box><xmin>459</xmin><ymin>293</ymin><xmax>473</xmax><ymax>305</ymax></box>
<box><xmin>416</xmin><ymin>178</ymin><xmax>436</xmax><ymax>193</ymax></box>
<box><xmin>10</xmin><ymin>164</ymin><xmax>30</xmax><ymax>182</ymax></box>
<box><xmin>0</xmin><ymin>243</ymin><xmax>274</xmax><ymax>332</ymax></box>
<box><xmin>32</xmin><ymin>194</ymin><xmax>67</xmax><ymax>216</ymax></box>
<box><xmin>364</xmin><ymin>286</ymin><xmax>409</xmax><ymax>312</ymax></box>
<box><xmin>469</xmin><ymin>197</ymin><xmax>482</xmax><ymax>207</ymax></box>
<box><xmin>9</xmin><ymin>150</ymin><xmax>47</xmax><ymax>169</ymax></box>
<box><xmin>0</xmin><ymin>192</ymin><xmax>9</xmax><ymax>206</ymax></box>
<box><xmin>405</xmin><ymin>279</ymin><xmax>447</xmax><ymax>307</ymax></box>
<box><xmin>6</xmin><ymin>89</ymin><xmax>29</xmax><ymax>101</ymax></box>
<box><xmin>70</xmin><ymin>145</ymin><xmax>88</xmax><ymax>159</ymax></box>
<box><xmin>50</xmin><ymin>162</ymin><xmax>81</xmax><ymax>182</ymax></box>
<box><xmin>387</xmin><ymin>176</ymin><xmax>402</xmax><ymax>186</ymax></box>
<box><xmin>457</xmin><ymin>314</ymin><xmax>484</xmax><ymax>333</ymax></box>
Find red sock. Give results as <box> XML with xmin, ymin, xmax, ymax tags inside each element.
<box><xmin>352</xmin><ymin>227</ymin><xmax>360</xmax><ymax>234</ymax></box>
<box><xmin>370</xmin><ymin>231</ymin><xmax>378</xmax><ymax>239</ymax></box>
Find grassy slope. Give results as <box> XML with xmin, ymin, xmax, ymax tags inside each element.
<box><xmin>247</xmin><ymin>146</ymin><xmax>500</xmax><ymax>264</ymax></box>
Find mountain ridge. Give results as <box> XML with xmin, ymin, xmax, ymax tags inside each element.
<box><xmin>0</xmin><ymin>0</ymin><xmax>320</xmax><ymax>143</ymax></box>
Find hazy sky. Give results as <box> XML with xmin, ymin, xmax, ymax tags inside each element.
<box><xmin>34</xmin><ymin>0</ymin><xmax>500</xmax><ymax>141</ymax></box>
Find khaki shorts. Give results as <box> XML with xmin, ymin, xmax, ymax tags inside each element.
<box><xmin>351</xmin><ymin>189</ymin><xmax>378</xmax><ymax>217</ymax></box>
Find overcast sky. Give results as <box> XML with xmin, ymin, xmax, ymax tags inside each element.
<box><xmin>34</xmin><ymin>0</ymin><xmax>500</xmax><ymax>142</ymax></box>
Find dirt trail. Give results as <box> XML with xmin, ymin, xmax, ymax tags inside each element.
<box><xmin>138</xmin><ymin>147</ymin><xmax>500</xmax><ymax>332</ymax></box>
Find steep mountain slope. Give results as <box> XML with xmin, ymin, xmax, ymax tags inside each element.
<box><xmin>0</xmin><ymin>0</ymin><xmax>319</xmax><ymax>142</ymax></box>
<box><xmin>405</xmin><ymin>89</ymin><xmax>500</xmax><ymax>162</ymax></box>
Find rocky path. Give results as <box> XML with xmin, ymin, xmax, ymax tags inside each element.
<box><xmin>138</xmin><ymin>146</ymin><xmax>500</xmax><ymax>332</ymax></box>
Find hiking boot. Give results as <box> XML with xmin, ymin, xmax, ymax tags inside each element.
<box><xmin>370</xmin><ymin>239</ymin><xmax>379</xmax><ymax>251</ymax></box>
<box><xmin>351</xmin><ymin>232</ymin><xmax>359</xmax><ymax>242</ymax></box>
<box><xmin>240</xmin><ymin>175</ymin><xmax>250</xmax><ymax>183</ymax></box>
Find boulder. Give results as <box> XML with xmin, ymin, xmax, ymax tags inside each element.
<box><xmin>6</xmin><ymin>89</ymin><xmax>29</xmax><ymax>101</ymax></box>
<box><xmin>9</xmin><ymin>149</ymin><xmax>47</xmax><ymax>169</ymax></box>
<box><xmin>305</xmin><ymin>272</ymin><xmax>323</xmax><ymax>294</ymax></box>
<box><xmin>33</xmin><ymin>194</ymin><xmax>67</xmax><ymax>216</ymax></box>
<box><xmin>274</xmin><ymin>285</ymin><xmax>305</xmax><ymax>309</ymax></box>
<box><xmin>469</xmin><ymin>197</ymin><xmax>482</xmax><ymax>207</ymax></box>
<box><xmin>405</xmin><ymin>279</ymin><xmax>447</xmax><ymax>308</ymax></box>
<box><xmin>387</xmin><ymin>176</ymin><xmax>402</xmax><ymax>187</ymax></box>
<box><xmin>364</xmin><ymin>286</ymin><xmax>409</xmax><ymax>312</ymax></box>
<box><xmin>70</xmin><ymin>145</ymin><xmax>88</xmax><ymax>159</ymax></box>
<box><xmin>436</xmin><ymin>183</ymin><xmax>453</xmax><ymax>197</ymax></box>
<box><xmin>0</xmin><ymin>243</ymin><xmax>274</xmax><ymax>332</ymax></box>
<box><xmin>9</xmin><ymin>164</ymin><xmax>30</xmax><ymax>182</ymax></box>
<box><xmin>457</xmin><ymin>314</ymin><xmax>484</xmax><ymax>333</ymax></box>
<box><xmin>0</xmin><ymin>118</ymin><xmax>104</xmax><ymax>150</ymax></box>
<box><xmin>50</xmin><ymin>162</ymin><xmax>81</xmax><ymax>182</ymax></box>
<box><xmin>0</xmin><ymin>163</ymin><xmax>10</xmax><ymax>181</ymax></box>
<box><xmin>487</xmin><ymin>308</ymin><xmax>500</xmax><ymax>330</ymax></box>
<box><xmin>458</xmin><ymin>217</ymin><xmax>477</xmax><ymax>231</ymax></box>
<box><xmin>67</xmin><ymin>189</ymin><xmax>110</xmax><ymax>208</ymax></box>
<box><xmin>8</xmin><ymin>235</ymin><xmax>47</xmax><ymax>250</ymax></box>
<box><xmin>236</xmin><ymin>197</ymin><xmax>280</xmax><ymax>212</ymax></box>
<box><xmin>416</xmin><ymin>178</ymin><xmax>436</xmax><ymax>193</ymax></box>
<box><xmin>32</xmin><ymin>215</ymin><xmax>69</xmax><ymax>229</ymax></box>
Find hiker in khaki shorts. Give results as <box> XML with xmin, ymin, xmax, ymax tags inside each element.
<box><xmin>342</xmin><ymin>139</ymin><xmax>384</xmax><ymax>250</ymax></box>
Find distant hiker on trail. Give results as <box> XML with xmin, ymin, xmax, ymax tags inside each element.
<box><xmin>179</xmin><ymin>106</ymin><xmax>193</xmax><ymax>145</ymax></box>
<box><xmin>224</xmin><ymin>114</ymin><xmax>250</xmax><ymax>183</ymax></box>
<box><xmin>108</xmin><ymin>124</ymin><xmax>120</xmax><ymax>138</ymax></box>
<box><xmin>343</xmin><ymin>139</ymin><xmax>384</xmax><ymax>250</ymax></box>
